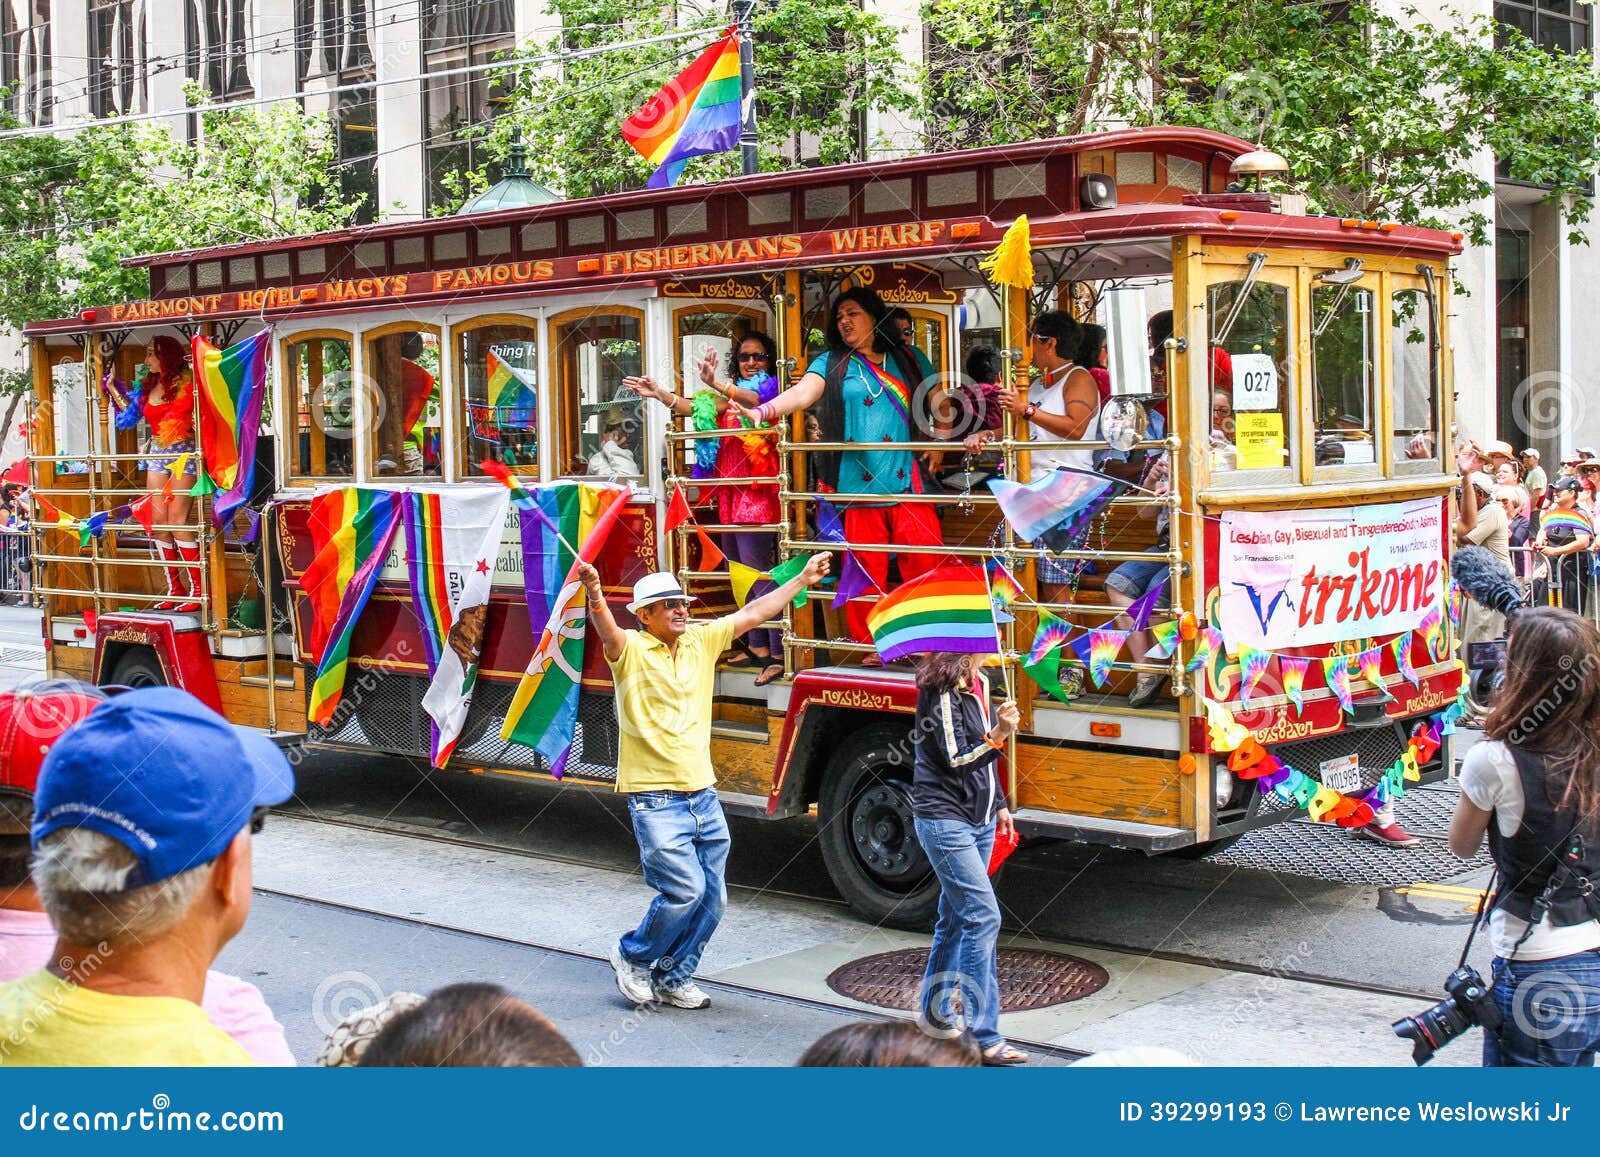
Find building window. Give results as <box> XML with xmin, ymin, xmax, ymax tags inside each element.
<box><xmin>422</xmin><ymin>0</ymin><xmax>515</xmax><ymax>212</ymax></box>
<box><xmin>88</xmin><ymin>0</ymin><xmax>145</xmax><ymax>117</ymax></box>
<box><xmin>296</xmin><ymin>0</ymin><xmax>375</xmax><ymax>222</ymax></box>
<box><xmin>2</xmin><ymin>1</ymin><xmax>51</xmax><ymax>125</ymax></box>
<box><xmin>185</xmin><ymin>0</ymin><xmax>252</xmax><ymax>98</ymax></box>
<box><xmin>1496</xmin><ymin>0</ymin><xmax>1592</xmax><ymax>52</ymax></box>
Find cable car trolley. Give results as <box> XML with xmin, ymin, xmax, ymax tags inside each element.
<box><xmin>23</xmin><ymin>128</ymin><xmax>1467</xmax><ymax>925</ymax></box>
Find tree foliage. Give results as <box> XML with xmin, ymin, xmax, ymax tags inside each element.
<box><xmin>921</xmin><ymin>0</ymin><xmax>1600</xmax><ymax>245</ymax></box>
<box><xmin>0</xmin><ymin>85</ymin><xmax>361</xmax><ymax>334</ymax></box>
<box><xmin>459</xmin><ymin>0</ymin><xmax>915</xmax><ymax>203</ymax></box>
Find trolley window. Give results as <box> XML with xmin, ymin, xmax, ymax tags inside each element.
<box><xmin>1311</xmin><ymin>281</ymin><xmax>1378</xmax><ymax>471</ymax></box>
<box><xmin>553</xmin><ymin>310</ymin><xmax>644</xmax><ymax>481</ymax></box>
<box><xmin>459</xmin><ymin>322</ymin><xmax>539</xmax><ymax>477</ymax></box>
<box><xmin>284</xmin><ymin>334</ymin><xmax>355</xmax><ymax>481</ymax></box>
<box><xmin>363</xmin><ymin>326</ymin><xmax>442</xmax><ymax>479</ymax></box>
<box><xmin>1391</xmin><ymin>287</ymin><xmax>1440</xmax><ymax>470</ymax></box>
<box><xmin>1206</xmin><ymin>279</ymin><xmax>1294</xmax><ymax>477</ymax></box>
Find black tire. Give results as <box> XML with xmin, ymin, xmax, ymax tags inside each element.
<box><xmin>1164</xmin><ymin>833</ymin><xmax>1244</xmax><ymax>859</ymax></box>
<box><xmin>817</xmin><ymin>726</ymin><xmax>941</xmax><ymax>930</ymax></box>
<box><xmin>107</xmin><ymin>648</ymin><xmax>167</xmax><ymax>689</ymax></box>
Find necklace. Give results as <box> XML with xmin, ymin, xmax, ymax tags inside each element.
<box><xmin>858</xmin><ymin>351</ymin><xmax>886</xmax><ymax>399</ymax></box>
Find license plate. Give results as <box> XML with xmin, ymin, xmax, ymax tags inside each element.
<box><xmin>1319</xmin><ymin>754</ymin><xmax>1361</xmax><ymax>794</ymax></box>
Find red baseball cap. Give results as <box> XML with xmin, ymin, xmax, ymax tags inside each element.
<box><xmin>0</xmin><ymin>682</ymin><xmax>108</xmax><ymax>799</ymax></box>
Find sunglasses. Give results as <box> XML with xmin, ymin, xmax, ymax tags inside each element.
<box><xmin>736</xmin><ymin>351</ymin><xmax>767</xmax><ymax>362</ymax></box>
<box><xmin>249</xmin><ymin>806</ymin><xmax>269</xmax><ymax>836</ymax></box>
<box><xmin>650</xmin><ymin>599</ymin><xmax>690</xmax><ymax>612</ymax></box>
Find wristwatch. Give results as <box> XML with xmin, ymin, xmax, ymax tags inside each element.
<box><xmin>1023</xmin><ymin>402</ymin><xmax>1038</xmax><ymax>419</ymax></box>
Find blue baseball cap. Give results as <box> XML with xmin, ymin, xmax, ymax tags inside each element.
<box><xmin>31</xmin><ymin>687</ymin><xmax>293</xmax><ymax>889</ymax></box>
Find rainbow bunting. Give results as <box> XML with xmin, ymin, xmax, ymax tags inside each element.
<box><xmin>620</xmin><ymin>28</ymin><xmax>743</xmax><ymax>188</ymax></box>
<box><xmin>192</xmin><ymin>329</ymin><xmax>271</xmax><ymax>522</ymax></box>
<box><xmin>501</xmin><ymin>485</ymin><xmax>630</xmax><ymax>777</ymax></box>
<box><xmin>1237</xmin><ymin>645</ymin><xmax>1273</xmax><ymax>707</ymax></box>
<box><xmin>1027</xmin><ymin>608</ymin><xmax>1073</xmax><ymax>667</ymax></box>
<box><xmin>1356</xmin><ymin>645</ymin><xmax>1389</xmax><ymax>698</ymax></box>
<box><xmin>988</xmin><ymin>560</ymin><xmax>1027</xmax><ymax>623</ymax></box>
<box><xmin>1280</xmin><ymin>656</ymin><xmax>1310</xmax><ymax>714</ymax></box>
<box><xmin>866</xmin><ymin>566</ymin><xmax>1000</xmax><ymax>662</ymax></box>
<box><xmin>1023</xmin><ymin>645</ymin><xmax>1072</xmax><ymax>704</ymax></box>
<box><xmin>831</xmin><ymin>550</ymin><xmax>874</xmax><ymax>608</ymax></box>
<box><xmin>404</xmin><ymin>487</ymin><xmax>511</xmax><ymax>767</ymax></box>
<box><xmin>1392</xmin><ymin>633</ymin><xmax>1420</xmax><ymax>688</ymax></box>
<box><xmin>1322</xmin><ymin>655</ymin><xmax>1354</xmax><ymax>714</ymax></box>
<box><xmin>1125</xmin><ymin>578</ymin><xmax>1169</xmax><ymax>632</ymax></box>
<box><xmin>1146</xmin><ymin>618</ymin><xmax>1182</xmax><ymax>660</ymax></box>
<box><xmin>1187</xmin><ymin>625</ymin><xmax>1220</xmax><ymax>673</ymax></box>
<box><xmin>769</xmin><ymin>555</ymin><xmax>809</xmax><ymax>609</ymax></box>
<box><xmin>1070</xmin><ymin>629</ymin><xmax>1124</xmax><ymax>688</ymax></box>
<box><xmin>728</xmin><ymin>560</ymin><xmax>763</xmax><ymax>607</ymax></box>
<box><xmin>1418</xmin><ymin>604</ymin><xmax>1446</xmax><ymax>661</ymax></box>
<box><xmin>304</xmin><ymin>488</ymin><xmax>404</xmax><ymax>725</ymax></box>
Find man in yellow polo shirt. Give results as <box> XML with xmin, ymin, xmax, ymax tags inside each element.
<box><xmin>578</xmin><ymin>553</ymin><xmax>829</xmax><ymax>1009</ymax></box>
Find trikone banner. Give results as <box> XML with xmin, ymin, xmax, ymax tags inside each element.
<box><xmin>404</xmin><ymin>487</ymin><xmax>512</xmax><ymax>767</ymax></box>
<box><xmin>620</xmin><ymin>27</ymin><xmax>742</xmax><ymax>188</ymax></box>
<box><xmin>192</xmin><ymin>329</ymin><xmax>271</xmax><ymax>523</ymax></box>
<box><xmin>303</xmin><ymin>488</ymin><xmax>404</xmax><ymax>725</ymax></box>
<box><xmin>501</xmin><ymin>483</ymin><xmax>630</xmax><ymax>777</ymax></box>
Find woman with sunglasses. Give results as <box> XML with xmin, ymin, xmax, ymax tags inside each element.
<box><xmin>627</xmin><ymin>332</ymin><xmax>786</xmax><ymax>685</ymax></box>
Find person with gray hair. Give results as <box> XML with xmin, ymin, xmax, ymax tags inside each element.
<box><xmin>0</xmin><ymin>686</ymin><xmax>292</xmax><ymax>1066</ymax></box>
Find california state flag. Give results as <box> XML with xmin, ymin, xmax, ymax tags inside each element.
<box><xmin>402</xmin><ymin>487</ymin><xmax>512</xmax><ymax>766</ymax></box>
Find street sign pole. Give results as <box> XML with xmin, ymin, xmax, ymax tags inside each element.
<box><xmin>734</xmin><ymin>0</ymin><xmax>759</xmax><ymax>176</ymax></box>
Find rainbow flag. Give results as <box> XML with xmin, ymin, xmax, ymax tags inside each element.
<box><xmin>192</xmin><ymin>329</ymin><xmax>271</xmax><ymax>522</ymax></box>
<box><xmin>1541</xmin><ymin>509</ymin><xmax>1593</xmax><ymax>537</ymax></box>
<box><xmin>621</xmin><ymin>28</ymin><xmax>743</xmax><ymax>188</ymax></box>
<box><xmin>487</xmin><ymin>348</ymin><xmax>537</xmax><ymax>409</ymax></box>
<box><xmin>303</xmin><ymin>488</ymin><xmax>403</xmax><ymax>725</ymax></box>
<box><xmin>854</xmin><ymin>354</ymin><xmax>912</xmax><ymax>423</ymax></box>
<box><xmin>866</xmin><ymin>566</ymin><xmax>1000</xmax><ymax>662</ymax></box>
<box><xmin>501</xmin><ymin>484</ymin><xmax>630</xmax><ymax>777</ymax></box>
<box><xmin>404</xmin><ymin>487</ymin><xmax>512</xmax><ymax>767</ymax></box>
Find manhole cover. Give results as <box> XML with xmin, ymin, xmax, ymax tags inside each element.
<box><xmin>826</xmin><ymin>947</ymin><xmax>1109</xmax><ymax>1013</ymax></box>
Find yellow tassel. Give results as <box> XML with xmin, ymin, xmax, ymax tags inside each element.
<box><xmin>978</xmin><ymin>215</ymin><xmax>1034</xmax><ymax>289</ymax></box>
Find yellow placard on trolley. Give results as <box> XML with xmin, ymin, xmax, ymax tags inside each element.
<box><xmin>1234</xmin><ymin>412</ymin><xmax>1285</xmax><ymax>470</ymax></box>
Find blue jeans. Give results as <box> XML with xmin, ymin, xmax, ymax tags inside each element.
<box><xmin>914</xmin><ymin>816</ymin><xmax>1003</xmax><ymax>1049</ymax></box>
<box><xmin>1483</xmin><ymin>949</ymin><xmax>1600</xmax><ymax>1066</ymax></box>
<box><xmin>619</xmin><ymin>787</ymin><xmax>730</xmax><ymax>991</ymax></box>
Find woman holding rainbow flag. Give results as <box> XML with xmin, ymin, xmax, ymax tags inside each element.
<box><xmin>133</xmin><ymin>335</ymin><xmax>200</xmax><ymax>611</ymax></box>
<box><xmin>737</xmin><ymin>288</ymin><xmax>944</xmax><ymax>658</ymax></box>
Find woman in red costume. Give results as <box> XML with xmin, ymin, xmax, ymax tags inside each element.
<box><xmin>138</xmin><ymin>335</ymin><xmax>200</xmax><ymax>611</ymax></box>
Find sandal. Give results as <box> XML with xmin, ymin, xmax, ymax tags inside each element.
<box><xmin>754</xmin><ymin>663</ymin><xmax>785</xmax><ymax>687</ymax></box>
<box><xmin>981</xmin><ymin>1042</ymin><xmax>1030</xmax><ymax>1067</ymax></box>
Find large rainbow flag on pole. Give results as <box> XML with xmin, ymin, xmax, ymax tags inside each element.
<box><xmin>620</xmin><ymin>27</ymin><xmax>743</xmax><ymax>189</ymax></box>
<box><xmin>303</xmin><ymin>488</ymin><xmax>404</xmax><ymax>725</ymax></box>
<box><xmin>500</xmin><ymin>483</ymin><xmax>630</xmax><ymax>777</ymax></box>
<box><xmin>404</xmin><ymin>486</ymin><xmax>511</xmax><ymax>767</ymax></box>
<box><xmin>192</xmin><ymin>329</ymin><xmax>271</xmax><ymax>522</ymax></box>
<box><xmin>866</xmin><ymin>566</ymin><xmax>1002</xmax><ymax>663</ymax></box>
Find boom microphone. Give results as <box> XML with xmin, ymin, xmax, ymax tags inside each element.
<box><xmin>1450</xmin><ymin>546</ymin><xmax>1527</xmax><ymax>621</ymax></box>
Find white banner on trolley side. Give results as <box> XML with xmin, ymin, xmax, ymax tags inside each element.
<box><xmin>1216</xmin><ymin>497</ymin><xmax>1446</xmax><ymax>651</ymax></box>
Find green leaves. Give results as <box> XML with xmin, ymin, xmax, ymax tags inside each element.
<box><xmin>0</xmin><ymin>87</ymin><xmax>361</xmax><ymax>329</ymax></box>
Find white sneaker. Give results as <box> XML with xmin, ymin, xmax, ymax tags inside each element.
<box><xmin>1127</xmin><ymin>673</ymin><xmax>1164</xmax><ymax>709</ymax></box>
<box><xmin>609</xmin><ymin>943</ymin><xmax>654</xmax><ymax>1005</ymax></box>
<box><xmin>652</xmin><ymin>980</ymin><xmax>712</xmax><ymax>1009</ymax></box>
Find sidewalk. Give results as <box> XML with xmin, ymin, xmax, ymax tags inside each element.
<box><xmin>0</xmin><ymin>605</ymin><xmax>44</xmax><ymax>691</ymax></box>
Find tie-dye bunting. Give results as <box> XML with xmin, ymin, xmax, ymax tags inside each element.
<box><xmin>1392</xmin><ymin>633</ymin><xmax>1420</xmax><ymax>688</ymax></box>
<box><xmin>1027</xmin><ymin>608</ymin><xmax>1074</xmax><ymax>667</ymax></box>
<box><xmin>1236</xmin><ymin>645</ymin><xmax>1273</xmax><ymax>707</ymax></box>
<box><xmin>1322</xmin><ymin>656</ymin><xmax>1354</xmax><ymax>714</ymax></box>
<box><xmin>1279</xmin><ymin>656</ymin><xmax>1309</xmax><ymax>714</ymax></box>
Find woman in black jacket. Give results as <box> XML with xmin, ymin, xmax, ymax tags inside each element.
<box><xmin>911</xmin><ymin>651</ymin><xmax>1024</xmax><ymax>1065</ymax></box>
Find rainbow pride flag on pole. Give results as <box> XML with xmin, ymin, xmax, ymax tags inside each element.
<box><xmin>404</xmin><ymin>486</ymin><xmax>512</xmax><ymax>767</ymax></box>
<box><xmin>303</xmin><ymin>488</ymin><xmax>404</xmax><ymax>725</ymax></box>
<box><xmin>866</xmin><ymin>566</ymin><xmax>1001</xmax><ymax>663</ymax></box>
<box><xmin>192</xmin><ymin>329</ymin><xmax>270</xmax><ymax>523</ymax></box>
<box><xmin>501</xmin><ymin>484</ymin><xmax>630</xmax><ymax>777</ymax></box>
<box><xmin>621</xmin><ymin>27</ymin><xmax>743</xmax><ymax>188</ymax></box>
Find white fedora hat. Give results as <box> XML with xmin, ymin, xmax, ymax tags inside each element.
<box><xmin>627</xmin><ymin>572</ymin><xmax>696</xmax><ymax>615</ymax></box>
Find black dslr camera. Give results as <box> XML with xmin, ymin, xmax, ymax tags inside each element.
<box><xmin>1392</xmin><ymin>965</ymin><xmax>1502</xmax><ymax>1065</ymax></box>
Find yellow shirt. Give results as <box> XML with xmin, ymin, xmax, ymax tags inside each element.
<box><xmin>0</xmin><ymin>969</ymin><xmax>254</xmax><ymax>1067</ymax></box>
<box><xmin>608</xmin><ymin>617</ymin><xmax>737</xmax><ymax>793</ymax></box>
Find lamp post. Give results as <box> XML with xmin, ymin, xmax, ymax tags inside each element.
<box><xmin>734</xmin><ymin>0</ymin><xmax>759</xmax><ymax>176</ymax></box>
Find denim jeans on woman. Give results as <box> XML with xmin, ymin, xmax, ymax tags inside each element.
<box><xmin>618</xmin><ymin>787</ymin><xmax>730</xmax><ymax>992</ymax></box>
<box><xmin>1484</xmin><ymin>949</ymin><xmax>1600</xmax><ymax>1066</ymax></box>
<box><xmin>914</xmin><ymin>816</ymin><xmax>1003</xmax><ymax>1049</ymax></box>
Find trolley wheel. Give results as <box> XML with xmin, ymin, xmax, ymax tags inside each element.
<box><xmin>107</xmin><ymin>648</ymin><xmax>167</xmax><ymax>690</ymax></box>
<box><xmin>1164</xmin><ymin>834</ymin><xmax>1244</xmax><ymax>860</ymax></box>
<box><xmin>817</xmin><ymin>726</ymin><xmax>940</xmax><ymax>931</ymax></box>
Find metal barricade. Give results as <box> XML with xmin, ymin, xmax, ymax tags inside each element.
<box><xmin>0</xmin><ymin>528</ymin><xmax>29</xmax><ymax>605</ymax></box>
